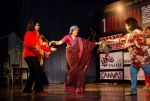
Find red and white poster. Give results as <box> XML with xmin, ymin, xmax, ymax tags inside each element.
<box><xmin>100</xmin><ymin>52</ymin><xmax>123</xmax><ymax>70</ymax></box>
<box><xmin>99</xmin><ymin>34</ymin><xmax>125</xmax><ymax>51</ymax></box>
<box><xmin>100</xmin><ymin>71</ymin><xmax>123</xmax><ymax>80</ymax></box>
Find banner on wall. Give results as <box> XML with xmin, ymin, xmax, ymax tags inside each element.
<box><xmin>100</xmin><ymin>71</ymin><xmax>123</xmax><ymax>80</ymax></box>
<box><xmin>99</xmin><ymin>34</ymin><xmax>125</xmax><ymax>51</ymax></box>
<box><xmin>124</xmin><ymin>66</ymin><xmax>144</xmax><ymax>80</ymax></box>
<box><xmin>100</xmin><ymin>52</ymin><xmax>123</xmax><ymax>70</ymax></box>
<box><xmin>124</xmin><ymin>52</ymin><xmax>131</xmax><ymax>65</ymax></box>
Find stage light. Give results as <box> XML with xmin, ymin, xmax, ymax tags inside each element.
<box><xmin>104</xmin><ymin>1</ymin><xmax>125</xmax><ymax>14</ymax></box>
<box><xmin>116</xmin><ymin>3</ymin><xmax>124</xmax><ymax>13</ymax></box>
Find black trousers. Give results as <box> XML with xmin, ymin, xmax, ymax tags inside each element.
<box><xmin>41</xmin><ymin>59</ymin><xmax>49</xmax><ymax>86</ymax></box>
<box><xmin>23</xmin><ymin>56</ymin><xmax>43</xmax><ymax>92</ymax></box>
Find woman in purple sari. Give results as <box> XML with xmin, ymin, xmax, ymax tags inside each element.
<box><xmin>52</xmin><ymin>25</ymin><xmax>100</xmax><ymax>93</ymax></box>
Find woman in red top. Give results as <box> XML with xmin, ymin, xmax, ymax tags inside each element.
<box><xmin>23</xmin><ymin>20</ymin><xmax>55</xmax><ymax>94</ymax></box>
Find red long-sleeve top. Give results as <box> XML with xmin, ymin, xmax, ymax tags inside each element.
<box><xmin>23</xmin><ymin>31</ymin><xmax>50</xmax><ymax>58</ymax></box>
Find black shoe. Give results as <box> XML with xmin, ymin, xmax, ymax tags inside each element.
<box><xmin>125</xmin><ymin>91</ymin><xmax>137</xmax><ymax>95</ymax></box>
<box><xmin>23</xmin><ymin>90</ymin><xmax>32</xmax><ymax>93</ymax></box>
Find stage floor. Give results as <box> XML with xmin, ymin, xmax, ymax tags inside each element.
<box><xmin>0</xmin><ymin>83</ymin><xmax>150</xmax><ymax>101</ymax></box>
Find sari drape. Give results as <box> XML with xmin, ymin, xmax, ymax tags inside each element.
<box><xmin>64</xmin><ymin>37</ymin><xmax>95</xmax><ymax>93</ymax></box>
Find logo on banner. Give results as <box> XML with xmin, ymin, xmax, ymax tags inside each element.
<box><xmin>124</xmin><ymin>60</ymin><xmax>131</xmax><ymax>64</ymax></box>
<box><xmin>100</xmin><ymin>56</ymin><xmax>114</xmax><ymax>67</ymax></box>
<box><xmin>100</xmin><ymin>52</ymin><xmax>123</xmax><ymax>69</ymax></box>
<box><xmin>100</xmin><ymin>71</ymin><xmax>123</xmax><ymax>80</ymax></box>
<box><xmin>124</xmin><ymin>52</ymin><xmax>131</xmax><ymax>65</ymax></box>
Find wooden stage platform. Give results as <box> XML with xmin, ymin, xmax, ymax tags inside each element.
<box><xmin>0</xmin><ymin>83</ymin><xmax>150</xmax><ymax>101</ymax></box>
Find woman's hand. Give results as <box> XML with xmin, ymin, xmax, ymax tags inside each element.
<box><xmin>49</xmin><ymin>41</ymin><xmax>56</xmax><ymax>46</ymax></box>
<box><xmin>95</xmin><ymin>41</ymin><xmax>103</xmax><ymax>45</ymax></box>
<box><xmin>35</xmin><ymin>45</ymin><xmax>40</xmax><ymax>51</ymax></box>
<box><xmin>51</xmin><ymin>47</ymin><xmax>57</xmax><ymax>52</ymax></box>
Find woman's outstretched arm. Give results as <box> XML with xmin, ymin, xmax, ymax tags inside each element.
<box><xmin>49</xmin><ymin>35</ymin><xmax>69</xmax><ymax>46</ymax></box>
<box><xmin>95</xmin><ymin>41</ymin><xmax>103</xmax><ymax>45</ymax></box>
<box><xmin>49</xmin><ymin>40</ymin><xmax>63</xmax><ymax>46</ymax></box>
